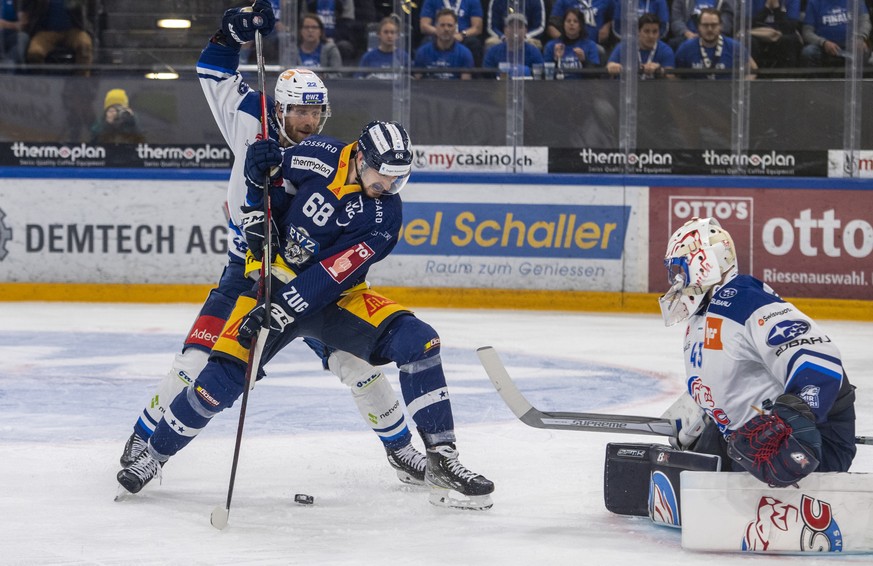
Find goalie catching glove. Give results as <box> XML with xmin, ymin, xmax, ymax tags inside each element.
<box><xmin>727</xmin><ymin>394</ymin><xmax>821</xmax><ymax>488</ymax></box>
<box><xmin>221</xmin><ymin>0</ymin><xmax>276</xmax><ymax>46</ymax></box>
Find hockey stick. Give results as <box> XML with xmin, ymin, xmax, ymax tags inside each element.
<box><xmin>211</xmin><ymin>27</ymin><xmax>273</xmax><ymax>531</ymax></box>
<box><xmin>478</xmin><ymin>346</ymin><xmax>873</xmax><ymax>446</ymax></box>
<box><xmin>477</xmin><ymin>346</ymin><xmax>677</xmax><ymax>436</ymax></box>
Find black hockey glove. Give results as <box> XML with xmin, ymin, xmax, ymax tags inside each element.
<box><xmin>237</xmin><ymin>301</ymin><xmax>294</xmax><ymax>350</ymax></box>
<box><xmin>244</xmin><ymin>138</ymin><xmax>283</xmax><ymax>196</ymax></box>
<box><xmin>239</xmin><ymin>205</ymin><xmax>279</xmax><ymax>262</ymax></box>
<box><xmin>726</xmin><ymin>400</ymin><xmax>820</xmax><ymax>488</ymax></box>
<box><xmin>221</xmin><ymin>0</ymin><xmax>276</xmax><ymax>46</ymax></box>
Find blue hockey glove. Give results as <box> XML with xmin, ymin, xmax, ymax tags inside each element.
<box><xmin>727</xmin><ymin>407</ymin><xmax>820</xmax><ymax>488</ymax></box>
<box><xmin>244</xmin><ymin>138</ymin><xmax>283</xmax><ymax>196</ymax></box>
<box><xmin>221</xmin><ymin>0</ymin><xmax>276</xmax><ymax>46</ymax></box>
<box><xmin>237</xmin><ymin>301</ymin><xmax>294</xmax><ymax>350</ymax></box>
<box><xmin>239</xmin><ymin>205</ymin><xmax>279</xmax><ymax>262</ymax></box>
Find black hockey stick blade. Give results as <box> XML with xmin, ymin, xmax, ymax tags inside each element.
<box><xmin>477</xmin><ymin>346</ymin><xmax>677</xmax><ymax>437</ymax></box>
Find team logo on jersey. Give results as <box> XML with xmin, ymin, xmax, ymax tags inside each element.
<box><xmin>321</xmin><ymin>242</ymin><xmax>374</xmax><ymax>283</ymax></box>
<box><xmin>290</xmin><ymin>155</ymin><xmax>335</xmax><ymax>178</ymax></box>
<box><xmin>742</xmin><ymin>495</ymin><xmax>843</xmax><ymax>552</ymax></box>
<box><xmin>688</xmin><ymin>376</ymin><xmax>714</xmax><ymax>409</ymax></box>
<box><xmin>337</xmin><ymin>196</ymin><xmax>364</xmax><ymax>227</ymax></box>
<box><xmin>766</xmin><ymin>320</ymin><xmax>811</xmax><ymax>347</ymax></box>
<box><xmin>284</xmin><ymin>225</ymin><xmax>318</xmax><ymax>265</ymax></box>
<box><xmin>719</xmin><ymin>288</ymin><xmax>737</xmax><ymax>299</ymax></box>
<box><xmin>704</xmin><ymin>318</ymin><xmax>723</xmax><ymax>350</ymax></box>
<box><xmin>799</xmin><ymin>384</ymin><xmax>822</xmax><ymax>409</ymax></box>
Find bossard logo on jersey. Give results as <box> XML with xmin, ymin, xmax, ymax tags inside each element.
<box><xmin>766</xmin><ymin>320</ymin><xmax>811</xmax><ymax>347</ymax></box>
<box><xmin>0</xmin><ymin>207</ymin><xmax>12</xmax><ymax>261</ymax></box>
<box><xmin>742</xmin><ymin>495</ymin><xmax>843</xmax><ymax>552</ymax></box>
<box><xmin>290</xmin><ymin>155</ymin><xmax>335</xmax><ymax>178</ymax></box>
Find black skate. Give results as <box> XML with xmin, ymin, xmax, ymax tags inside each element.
<box><xmin>425</xmin><ymin>444</ymin><xmax>494</xmax><ymax>510</ymax></box>
<box><xmin>386</xmin><ymin>443</ymin><xmax>427</xmax><ymax>486</ymax></box>
<box><xmin>119</xmin><ymin>432</ymin><xmax>148</xmax><ymax>467</ymax></box>
<box><xmin>117</xmin><ymin>447</ymin><xmax>163</xmax><ymax>495</ymax></box>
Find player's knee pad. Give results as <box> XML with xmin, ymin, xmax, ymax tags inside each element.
<box><xmin>383</xmin><ymin>316</ymin><xmax>441</xmax><ymax>366</ymax></box>
<box><xmin>183</xmin><ymin>290</ymin><xmax>237</xmax><ymax>352</ymax></box>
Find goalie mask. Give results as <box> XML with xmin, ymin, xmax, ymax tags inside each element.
<box><xmin>659</xmin><ymin>217</ymin><xmax>737</xmax><ymax>327</ymax></box>
<box><xmin>274</xmin><ymin>68</ymin><xmax>331</xmax><ymax>145</ymax></box>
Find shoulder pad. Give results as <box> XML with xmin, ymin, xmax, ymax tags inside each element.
<box><xmin>706</xmin><ymin>275</ymin><xmax>783</xmax><ymax>324</ymax></box>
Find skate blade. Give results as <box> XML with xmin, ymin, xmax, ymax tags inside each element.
<box><xmin>114</xmin><ymin>484</ymin><xmax>135</xmax><ymax>502</ymax></box>
<box><xmin>428</xmin><ymin>488</ymin><xmax>493</xmax><ymax>511</ymax></box>
<box><xmin>395</xmin><ymin>469</ymin><xmax>426</xmax><ymax>487</ymax></box>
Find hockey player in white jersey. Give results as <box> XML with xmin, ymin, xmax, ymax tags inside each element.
<box><xmin>659</xmin><ymin>217</ymin><xmax>856</xmax><ymax>487</ymax></box>
<box><xmin>119</xmin><ymin>0</ymin><xmax>426</xmax><ymax>487</ymax></box>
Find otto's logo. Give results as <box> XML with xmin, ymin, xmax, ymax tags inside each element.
<box><xmin>766</xmin><ymin>320</ymin><xmax>811</xmax><ymax>346</ymax></box>
<box><xmin>742</xmin><ymin>495</ymin><xmax>843</xmax><ymax>552</ymax></box>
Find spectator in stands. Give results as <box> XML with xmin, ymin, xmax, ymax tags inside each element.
<box><xmin>90</xmin><ymin>88</ymin><xmax>146</xmax><ymax>144</ymax></box>
<box><xmin>800</xmin><ymin>0</ymin><xmax>871</xmax><ymax>68</ymax></box>
<box><xmin>612</xmin><ymin>0</ymin><xmax>669</xmax><ymax>41</ymax></box>
<box><xmin>670</xmin><ymin>0</ymin><xmax>735</xmax><ymax>50</ymax></box>
<box><xmin>357</xmin><ymin>15</ymin><xmax>411</xmax><ymax>78</ymax></box>
<box><xmin>302</xmin><ymin>0</ymin><xmax>362</xmax><ymax>63</ymax></box>
<box><xmin>419</xmin><ymin>0</ymin><xmax>484</xmax><ymax>65</ymax></box>
<box><xmin>485</xmin><ymin>0</ymin><xmax>546</xmax><ymax>50</ymax></box>
<box><xmin>547</xmin><ymin>0</ymin><xmax>615</xmax><ymax>60</ymax></box>
<box><xmin>19</xmin><ymin>0</ymin><xmax>94</xmax><ymax>74</ymax></box>
<box><xmin>293</xmin><ymin>13</ymin><xmax>343</xmax><ymax>73</ymax></box>
<box><xmin>483</xmin><ymin>12</ymin><xmax>545</xmax><ymax>77</ymax></box>
<box><xmin>1</xmin><ymin>0</ymin><xmax>28</xmax><ymax>64</ymax></box>
<box><xmin>543</xmin><ymin>7</ymin><xmax>600</xmax><ymax>78</ymax></box>
<box><xmin>750</xmin><ymin>0</ymin><xmax>801</xmax><ymax>69</ymax></box>
<box><xmin>413</xmin><ymin>8</ymin><xmax>474</xmax><ymax>79</ymax></box>
<box><xmin>607</xmin><ymin>13</ymin><xmax>675</xmax><ymax>78</ymax></box>
<box><xmin>675</xmin><ymin>7</ymin><xmax>756</xmax><ymax>79</ymax></box>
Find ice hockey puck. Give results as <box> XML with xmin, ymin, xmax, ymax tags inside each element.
<box><xmin>294</xmin><ymin>493</ymin><xmax>315</xmax><ymax>505</ymax></box>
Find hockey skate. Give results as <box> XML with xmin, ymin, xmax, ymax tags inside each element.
<box><xmin>386</xmin><ymin>443</ymin><xmax>427</xmax><ymax>486</ymax></box>
<box><xmin>117</xmin><ymin>447</ymin><xmax>163</xmax><ymax>495</ymax></box>
<box><xmin>119</xmin><ymin>432</ymin><xmax>148</xmax><ymax>467</ymax></box>
<box><xmin>425</xmin><ymin>444</ymin><xmax>494</xmax><ymax>510</ymax></box>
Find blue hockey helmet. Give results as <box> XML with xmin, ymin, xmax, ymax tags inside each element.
<box><xmin>356</xmin><ymin>121</ymin><xmax>412</xmax><ymax>195</ymax></box>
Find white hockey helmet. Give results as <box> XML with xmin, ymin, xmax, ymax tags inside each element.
<box><xmin>658</xmin><ymin>217</ymin><xmax>737</xmax><ymax>326</ymax></box>
<box><xmin>274</xmin><ymin>68</ymin><xmax>331</xmax><ymax>140</ymax></box>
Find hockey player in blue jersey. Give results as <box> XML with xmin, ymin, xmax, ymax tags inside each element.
<box><xmin>119</xmin><ymin>0</ymin><xmax>428</xmax><ymax>488</ymax></box>
<box><xmin>659</xmin><ymin>217</ymin><xmax>856</xmax><ymax>487</ymax></box>
<box><xmin>118</xmin><ymin>121</ymin><xmax>495</xmax><ymax>510</ymax></box>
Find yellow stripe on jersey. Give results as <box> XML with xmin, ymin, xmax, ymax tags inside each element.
<box><xmin>212</xmin><ymin>294</ymin><xmax>258</xmax><ymax>363</ymax></box>
<box><xmin>325</xmin><ymin>142</ymin><xmax>363</xmax><ymax>201</ymax></box>
<box><xmin>244</xmin><ymin>252</ymin><xmax>298</xmax><ymax>284</ymax></box>
<box><xmin>336</xmin><ymin>286</ymin><xmax>410</xmax><ymax>327</ymax></box>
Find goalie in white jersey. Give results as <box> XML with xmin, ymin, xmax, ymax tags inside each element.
<box><xmin>659</xmin><ymin>217</ymin><xmax>856</xmax><ymax>487</ymax></box>
<box><xmin>118</xmin><ymin>0</ymin><xmax>427</xmax><ymax>487</ymax></box>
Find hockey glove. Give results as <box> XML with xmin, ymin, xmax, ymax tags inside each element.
<box><xmin>221</xmin><ymin>0</ymin><xmax>276</xmax><ymax>46</ymax></box>
<box><xmin>727</xmin><ymin>409</ymin><xmax>820</xmax><ymax>488</ymax></box>
<box><xmin>244</xmin><ymin>138</ymin><xmax>283</xmax><ymax>198</ymax></box>
<box><xmin>239</xmin><ymin>205</ymin><xmax>279</xmax><ymax>262</ymax></box>
<box><xmin>237</xmin><ymin>300</ymin><xmax>294</xmax><ymax>350</ymax></box>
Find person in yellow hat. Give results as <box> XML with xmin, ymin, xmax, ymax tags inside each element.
<box><xmin>90</xmin><ymin>88</ymin><xmax>146</xmax><ymax>144</ymax></box>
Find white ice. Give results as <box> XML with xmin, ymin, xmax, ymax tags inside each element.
<box><xmin>0</xmin><ymin>302</ymin><xmax>870</xmax><ymax>565</ymax></box>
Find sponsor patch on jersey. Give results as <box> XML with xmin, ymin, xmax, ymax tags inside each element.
<box><xmin>290</xmin><ymin>155</ymin><xmax>335</xmax><ymax>178</ymax></box>
<box><xmin>185</xmin><ymin>315</ymin><xmax>225</xmax><ymax>349</ymax></box>
<box><xmin>799</xmin><ymin>384</ymin><xmax>821</xmax><ymax>409</ymax></box>
<box><xmin>423</xmin><ymin>337</ymin><xmax>441</xmax><ymax>353</ymax></box>
<box><xmin>321</xmin><ymin>242</ymin><xmax>374</xmax><ymax>283</ymax></box>
<box><xmin>302</xmin><ymin>92</ymin><xmax>325</xmax><ymax>104</ymax></box>
<box><xmin>758</xmin><ymin>307</ymin><xmax>792</xmax><ymax>326</ymax></box>
<box><xmin>704</xmin><ymin>317</ymin><xmax>723</xmax><ymax>350</ymax></box>
<box><xmin>718</xmin><ymin>288</ymin><xmax>737</xmax><ymax>299</ymax></box>
<box><xmin>362</xmin><ymin>292</ymin><xmax>397</xmax><ymax>317</ymax></box>
<box><xmin>766</xmin><ymin>320</ymin><xmax>811</xmax><ymax>347</ymax></box>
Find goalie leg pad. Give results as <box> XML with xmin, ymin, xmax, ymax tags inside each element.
<box><xmin>328</xmin><ymin>350</ymin><xmax>413</xmax><ymax>449</ymax></box>
<box><xmin>603</xmin><ymin>443</ymin><xmax>721</xmax><ymax>525</ymax></box>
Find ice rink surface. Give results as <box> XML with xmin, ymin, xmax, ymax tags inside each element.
<box><xmin>1</xmin><ymin>302</ymin><xmax>871</xmax><ymax>565</ymax></box>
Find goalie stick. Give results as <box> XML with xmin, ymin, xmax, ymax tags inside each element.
<box><xmin>477</xmin><ymin>346</ymin><xmax>873</xmax><ymax>445</ymax></box>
